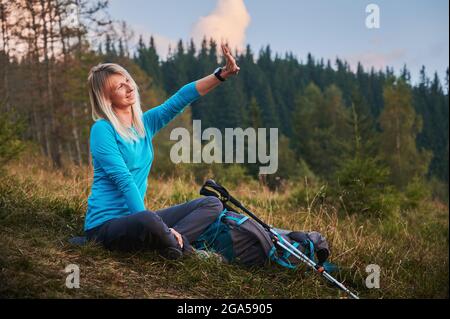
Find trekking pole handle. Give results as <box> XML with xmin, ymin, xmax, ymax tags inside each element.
<box><xmin>201</xmin><ymin>179</ymin><xmax>272</xmax><ymax>231</ymax></box>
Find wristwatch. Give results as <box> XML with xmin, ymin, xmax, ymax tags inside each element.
<box><xmin>214</xmin><ymin>67</ymin><xmax>226</xmax><ymax>82</ymax></box>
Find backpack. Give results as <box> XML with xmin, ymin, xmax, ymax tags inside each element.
<box><xmin>192</xmin><ymin>208</ymin><xmax>334</xmax><ymax>271</ymax></box>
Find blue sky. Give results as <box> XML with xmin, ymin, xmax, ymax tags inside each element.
<box><xmin>107</xmin><ymin>0</ymin><xmax>449</xmax><ymax>85</ymax></box>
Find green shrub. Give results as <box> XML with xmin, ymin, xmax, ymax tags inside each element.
<box><xmin>332</xmin><ymin>156</ymin><xmax>399</xmax><ymax>217</ymax></box>
<box><xmin>400</xmin><ymin>176</ymin><xmax>432</xmax><ymax>210</ymax></box>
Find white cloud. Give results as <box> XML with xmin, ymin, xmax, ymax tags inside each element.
<box><xmin>190</xmin><ymin>0</ymin><xmax>251</xmax><ymax>53</ymax></box>
<box><xmin>345</xmin><ymin>49</ymin><xmax>407</xmax><ymax>72</ymax></box>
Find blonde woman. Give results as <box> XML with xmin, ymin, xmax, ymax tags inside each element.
<box><xmin>85</xmin><ymin>44</ymin><xmax>240</xmax><ymax>259</ymax></box>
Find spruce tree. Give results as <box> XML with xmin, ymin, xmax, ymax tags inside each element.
<box><xmin>379</xmin><ymin>79</ymin><xmax>432</xmax><ymax>189</ymax></box>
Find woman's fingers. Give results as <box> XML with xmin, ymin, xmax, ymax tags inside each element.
<box><xmin>221</xmin><ymin>43</ymin><xmax>240</xmax><ymax>75</ymax></box>
<box><xmin>222</xmin><ymin>44</ymin><xmax>234</xmax><ymax>61</ymax></box>
<box><xmin>222</xmin><ymin>43</ymin><xmax>230</xmax><ymax>55</ymax></box>
<box><xmin>221</xmin><ymin>44</ymin><xmax>228</xmax><ymax>58</ymax></box>
<box><xmin>177</xmin><ymin>234</ymin><xmax>183</xmax><ymax>248</ymax></box>
<box><xmin>170</xmin><ymin>228</ymin><xmax>183</xmax><ymax>248</ymax></box>
<box><xmin>225</xmin><ymin>54</ymin><xmax>236</xmax><ymax>69</ymax></box>
<box><xmin>177</xmin><ymin>235</ymin><xmax>183</xmax><ymax>248</ymax></box>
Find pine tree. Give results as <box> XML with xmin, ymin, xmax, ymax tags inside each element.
<box><xmin>379</xmin><ymin>79</ymin><xmax>432</xmax><ymax>189</ymax></box>
<box><xmin>248</xmin><ymin>96</ymin><xmax>262</xmax><ymax>128</ymax></box>
<box><xmin>333</xmin><ymin>101</ymin><xmax>395</xmax><ymax>217</ymax></box>
<box><xmin>292</xmin><ymin>83</ymin><xmax>350</xmax><ymax>177</ymax></box>
<box><xmin>118</xmin><ymin>39</ymin><xmax>125</xmax><ymax>57</ymax></box>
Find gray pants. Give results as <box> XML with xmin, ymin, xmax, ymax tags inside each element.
<box><xmin>85</xmin><ymin>196</ymin><xmax>223</xmax><ymax>254</ymax></box>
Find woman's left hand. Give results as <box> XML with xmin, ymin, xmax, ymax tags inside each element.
<box><xmin>169</xmin><ymin>228</ymin><xmax>184</xmax><ymax>249</ymax></box>
<box><xmin>221</xmin><ymin>43</ymin><xmax>240</xmax><ymax>79</ymax></box>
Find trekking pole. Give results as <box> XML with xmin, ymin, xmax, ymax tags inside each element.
<box><xmin>271</xmin><ymin>231</ymin><xmax>360</xmax><ymax>299</ymax></box>
<box><xmin>200</xmin><ymin>179</ymin><xmax>360</xmax><ymax>300</ymax></box>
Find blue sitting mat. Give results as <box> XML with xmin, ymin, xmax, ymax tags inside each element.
<box><xmin>69</xmin><ymin>236</ymin><xmax>88</xmax><ymax>246</ymax></box>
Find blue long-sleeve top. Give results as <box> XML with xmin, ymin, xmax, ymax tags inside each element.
<box><xmin>84</xmin><ymin>81</ymin><xmax>200</xmax><ymax>231</ymax></box>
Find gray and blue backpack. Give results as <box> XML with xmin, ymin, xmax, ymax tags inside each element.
<box><xmin>193</xmin><ymin>208</ymin><xmax>335</xmax><ymax>271</ymax></box>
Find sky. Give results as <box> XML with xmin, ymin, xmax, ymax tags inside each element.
<box><xmin>107</xmin><ymin>0</ymin><xmax>449</xmax><ymax>85</ymax></box>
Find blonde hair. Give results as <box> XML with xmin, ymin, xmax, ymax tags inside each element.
<box><xmin>87</xmin><ymin>63</ymin><xmax>146</xmax><ymax>142</ymax></box>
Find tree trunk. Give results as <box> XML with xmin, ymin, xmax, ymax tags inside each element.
<box><xmin>0</xmin><ymin>1</ymin><xmax>10</xmax><ymax>112</ymax></box>
<box><xmin>71</xmin><ymin>103</ymin><xmax>83</xmax><ymax>166</ymax></box>
<box><xmin>67</xmin><ymin>141</ymin><xmax>73</xmax><ymax>163</ymax></box>
<box><xmin>26</xmin><ymin>0</ymin><xmax>47</xmax><ymax>157</ymax></box>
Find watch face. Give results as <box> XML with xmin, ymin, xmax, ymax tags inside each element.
<box><xmin>214</xmin><ymin>67</ymin><xmax>225</xmax><ymax>81</ymax></box>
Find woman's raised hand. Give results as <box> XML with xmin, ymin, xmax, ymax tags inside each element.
<box><xmin>195</xmin><ymin>44</ymin><xmax>241</xmax><ymax>96</ymax></box>
<box><xmin>221</xmin><ymin>43</ymin><xmax>240</xmax><ymax>78</ymax></box>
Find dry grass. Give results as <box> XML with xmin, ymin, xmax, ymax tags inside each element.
<box><xmin>0</xmin><ymin>149</ymin><xmax>448</xmax><ymax>298</ymax></box>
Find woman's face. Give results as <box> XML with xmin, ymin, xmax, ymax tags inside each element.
<box><xmin>107</xmin><ymin>73</ymin><xmax>136</xmax><ymax>109</ymax></box>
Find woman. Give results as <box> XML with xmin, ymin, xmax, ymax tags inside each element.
<box><xmin>84</xmin><ymin>44</ymin><xmax>240</xmax><ymax>259</ymax></box>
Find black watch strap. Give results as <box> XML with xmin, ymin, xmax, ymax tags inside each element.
<box><xmin>214</xmin><ymin>67</ymin><xmax>226</xmax><ymax>82</ymax></box>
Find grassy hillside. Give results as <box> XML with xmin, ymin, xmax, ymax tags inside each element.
<box><xmin>0</xmin><ymin>149</ymin><xmax>448</xmax><ymax>299</ymax></box>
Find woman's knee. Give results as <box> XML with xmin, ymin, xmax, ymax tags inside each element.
<box><xmin>201</xmin><ymin>196</ymin><xmax>224</xmax><ymax>214</ymax></box>
<box><xmin>201</xmin><ymin>196</ymin><xmax>223</xmax><ymax>220</ymax></box>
